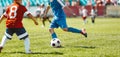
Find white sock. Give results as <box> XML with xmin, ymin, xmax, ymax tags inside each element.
<box><xmin>84</xmin><ymin>19</ymin><xmax>87</xmax><ymax>24</ymax></box>
<box><xmin>24</xmin><ymin>38</ymin><xmax>30</xmax><ymax>53</ymax></box>
<box><xmin>0</xmin><ymin>35</ymin><xmax>8</xmax><ymax>47</ymax></box>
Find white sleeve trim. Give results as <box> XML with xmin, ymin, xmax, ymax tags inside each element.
<box><xmin>3</xmin><ymin>12</ymin><xmax>6</xmax><ymax>15</ymax></box>
<box><xmin>57</xmin><ymin>0</ymin><xmax>66</xmax><ymax>9</ymax></box>
<box><xmin>25</xmin><ymin>11</ymin><xmax>30</xmax><ymax>15</ymax></box>
<box><xmin>3</xmin><ymin>12</ymin><xmax>7</xmax><ymax>16</ymax></box>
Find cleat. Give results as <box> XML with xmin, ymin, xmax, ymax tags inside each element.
<box><xmin>26</xmin><ymin>50</ymin><xmax>32</xmax><ymax>54</ymax></box>
<box><xmin>81</xmin><ymin>28</ymin><xmax>87</xmax><ymax>38</ymax></box>
<box><xmin>83</xmin><ymin>33</ymin><xmax>87</xmax><ymax>37</ymax></box>
<box><xmin>0</xmin><ymin>46</ymin><xmax>3</xmax><ymax>53</ymax></box>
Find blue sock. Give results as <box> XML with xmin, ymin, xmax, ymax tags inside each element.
<box><xmin>68</xmin><ymin>27</ymin><xmax>82</xmax><ymax>33</ymax></box>
<box><xmin>51</xmin><ymin>33</ymin><xmax>57</xmax><ymax>39</ymax></box>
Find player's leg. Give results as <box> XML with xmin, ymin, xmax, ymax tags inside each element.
<box><xmin>41</xmin><ymin>18</ymin><xmax>45</xmax><ymax>27</ymax></box>
<box><xmin>16</xmin><ymin>28</ymin><xmax>31</xmax><ymax>54</ymax></box>
<box><xmin>49</xmin><ymin>19</ymin><xmax>58</xmax><ymax>39</ymax></box>
<box><xmin>0</xmin><ymin>28</ymin><xmax>14</xmax><ymax>53</ymax></box>
<box><xmin>49</xmin><ymin>28</ymin><xmax>57</xmax><ymax>39</ymax></box>
<box><xmin>63</xmin><ymin>28</ymin><xmax>87</xmax><ymax>37</ymax></box>
<box><xmin>93</xmin><ymin>16</ymin><xmax>96</xmax><ymax>23</ymax></box>
<box><xmin>82</xmin><ymin>16</ymin><xmax>87</xmax><ymax>24</ymax></box>
<box><xmin>91</xmin><ymin>16</ymin><xmax>95</xmax><ymax>23</ymax></box>
<box><xmin>58</xmin><ymin>19</ymin><xmax>87</xmax><ymax>37</ymax></box>
<box><xmin>0</xmin><ymin>35</ymin><xmax>8</xmax><ymax>53</ymax></box>
<box><xmin>47</xmin><ymin>17</ymin><xmax>51</xmax><ymax>23</ymax></box>
<box><xmin>24</xmin><ymin>37</ymin><xmax>31</xmax><ymax>54</ymax></box>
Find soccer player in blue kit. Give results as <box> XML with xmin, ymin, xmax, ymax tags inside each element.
<box><xmin>44</xmin><ymin>0</ymin><xmax>87</xmax><ymax>43</ymax></box>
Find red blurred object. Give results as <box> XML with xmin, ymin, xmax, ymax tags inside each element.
<box><xmin>64</xmin><ymin>5</ymin><xmax>105</xmax><ymax>17</ymax></box>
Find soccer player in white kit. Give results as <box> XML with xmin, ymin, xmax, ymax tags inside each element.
<box><xmin>81</xmin><ymin>6</ymin><xmax>88</xmax><ymax>24</ymax></box>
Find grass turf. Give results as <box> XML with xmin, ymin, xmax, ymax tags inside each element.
<box><xmin>0</xmin><ymin>17</ymin><xmax>120</xmax><ymax>57</ymax></box>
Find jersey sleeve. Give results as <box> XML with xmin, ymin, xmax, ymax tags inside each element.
<box><xmin>57</xmin><ymin>0</ymin><xmax>66</xmax><ymax>8</ymax></box>
<box><xmin>23</xmin><ymin>6</ymin><xmax>30</xmax><ymax>15</ymax></box>
<box><xmin>3</xmin><ymin>6</ymin><xmax>10</xmax><ymax>18</ymax></box>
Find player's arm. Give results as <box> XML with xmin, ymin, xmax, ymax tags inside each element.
<box><xmin>0</xmin><ymin>6</ymin><xmax>10</xmax><ymax>24</ymax></box>
<box><xmin>26</xmin><ymin>12</ymin><xmax>38</xmax><ymax>25</ymax></box>
<box><xmin>44</xmin><ymin>5</ymin><xmax>50</xmax><ymax>17</ymax></box>
<box><xmin>57</xmin><ymin>0</ymin><xmax>76</xmax><ymax>16</ymax></box>
<box><xmin>0</xmin><ymin>13</ymin><xmax>6</xmax><ymax>24</ymax></box>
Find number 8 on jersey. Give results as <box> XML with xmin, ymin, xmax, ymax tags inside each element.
<box><xmin>9</xmin><ymin>6</ymin><xmax>18</xmax><ymax>19</ymax></box>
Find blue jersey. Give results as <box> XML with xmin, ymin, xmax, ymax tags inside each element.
<box><xmin>48</xmin><ymin>0</ymin><xmax>66</xmax><ymax>19</ymax></box>
<box><xmin>80</xmin><ymin>0</ymin><xmax>96</xmax><ymax>6</ymax></box>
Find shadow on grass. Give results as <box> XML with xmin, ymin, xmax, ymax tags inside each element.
<box><xmin>74</xmin><ymin>46</ymin><xmax>96</xmax><ymax>49</ymax></box>
<box><xmin>31</xmin><ymin>52</ymin><xmax>63</xmax><ymax>55</ymax></box>
<box><xmin>3</xmin><ymin>51</ymin><xmax>63</xmax><ymax>55</ymax></box>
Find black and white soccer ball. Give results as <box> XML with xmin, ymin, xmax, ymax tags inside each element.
<box><xmin>50</xmin><ymin>38</ymin><xmax>61</xmax><ymax>48</ymax></box>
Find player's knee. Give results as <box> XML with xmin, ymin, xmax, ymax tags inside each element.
<box><xmin>49</xmin><ymin>28</ymin><xmax>53</xmax><ymax>32</ymax></box>
<box><xmin>62</xmin><ymin>28</ymin><xmax>68</xmax><ymax>31</ymax></box>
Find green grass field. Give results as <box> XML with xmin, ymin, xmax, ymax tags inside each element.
<box><xmin>0</xmin><ymin>17</ymin><xmax>120</xmax><ymax>57</ymax></box>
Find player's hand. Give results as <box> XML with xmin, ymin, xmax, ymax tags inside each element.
<box><xmin>34</xmin><ymin>21</ymin><xmax>38</xmax><ymax>25</ymax></box>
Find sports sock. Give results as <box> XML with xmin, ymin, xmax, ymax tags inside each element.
<box><xmin>84</xmin><ymin>19</ymin><xmax>87</xmax><ymax>24</ymax></box>
<box><xmin>0</xmin><ymin>35</ymin><xmax>8</xmax><ymax>47</ymax></box>
<box><xmin>51</xmin><ymin>33</ymin><xmax>57</xmax><ymax>39</ymax></box>
<box><xmin>68</xmin><ymin>27</ymin><xmax>82</xmax><ymax>33</ymax></box>
<box><xmin>24</xmin><ymin>38</ymin><xmax>30</xmax><ymax>53</ymax></box>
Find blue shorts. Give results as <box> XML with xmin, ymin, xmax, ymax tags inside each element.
<box><xmin>5</xmin><ymin>28</ymin><xmax>28</xmax><ymax>40</ymax></box>
<box><xmin>50</xmin><ymin>18</ymin><xmax>68</xmax><ymax>29</ymax></box>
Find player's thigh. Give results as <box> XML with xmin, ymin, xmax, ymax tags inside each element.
<box><xmin>5</xmin><ymin>28</ymin><xmax>14</xmax><ymax>39</ymax></box>
<box><xmin>50</xmin><ymin>19</ymin><xmax>59</xmax><ymax>28</ymax></box>
<box><xmin>57</xmin><ymin>19</ymin><xmax>68</xmax><ymax>29</ymax></box>
<box><xmin>15</xmin><ymin>28</ymin><xmax>28</xmax><ymax>40</ymax></box>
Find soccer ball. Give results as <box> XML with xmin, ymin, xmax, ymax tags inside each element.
<box><xmin>50</xmin><ymin>38</ymin><xmax>61</xmax><ymax>48</ymax></box>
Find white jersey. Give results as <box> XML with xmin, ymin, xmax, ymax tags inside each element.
<box><xmin>36</xmin><ymin>7</ymin><xmax>41</xmax><ymax>15</ymax></box>
<box><xmin>81</xmin><ymin>9</ymin><xmax>87</xmax><ymax>17</ymax></box>
<box><xmin>36</xmin><ymin>7</ymin><xmax>46</xmax><ymax>17</ymax></box>
<box><xmin>39</xmin><ymin>7</ymin><xmax>46</xmax><ymax>17</ymax></box>
<box><xmin>90</xmin><ymin>9</ymin><xmax>96</xmax><ymax>16</ymax></box>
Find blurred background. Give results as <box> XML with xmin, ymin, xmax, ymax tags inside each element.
<box><xmin>0</xmin><ymin>0</ymin><xmax>120</xmax><ymax>17</ymax></box>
